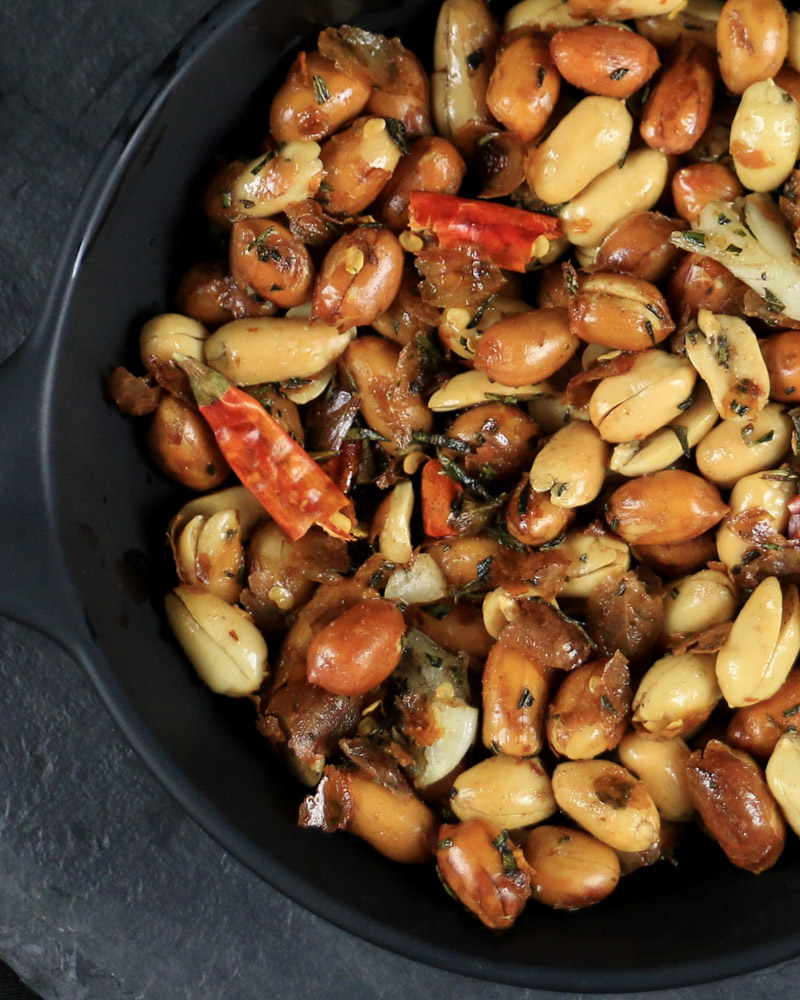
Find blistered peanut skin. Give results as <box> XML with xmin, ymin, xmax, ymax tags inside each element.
<box><xmin>487</xmin><ymin>30</ymin><xmax>560</xmax><ymax>142</ymax></box>
<box><xmin>550</xmin><ymin>24</ymin><xmax>659</xmax><ymax>99</ymax></box>
<box><xmin>716</xmin><ymin>0</ymin><xmax>789</xmax><ymax>96</ymax></box>
<box><xmin>522</xmin><ymin>825</ymin><xmax>620</xmax><ymax>909</ymax></box>
<box><xmin>761</xmin><ymin>330</ymin><xmax>800</xmax><ymax>402</ymax></box>
<box><xmin>229</xmin><ymin>219</ymin><xmax>314</xmax><ymax>308</ymax></box>
<box><xmin>446</xmin><ymin>403</ymin><xmax>539</xmax><ymax>483</ymax></box>
<box><xmin>686</xmin><ymin>739</ymin><xmax>786</xmax><ymax>873</ymax></box>
<box><xmin>342</xmin><ymin>770</ymin><xmax>438</xmax><ymax>863</ymax></box>
<box><xmin>375</xmin><ymin>137</ymin><xmax>466</xmax><ymax>232</ymax></box>
<box><xmin>727</xmin><ymin>669</ymin><xmax>800</xmax><ymax>760</ymax></box>
<box><xmin>671</xmin><ymin>163</ymin><xmax>745</xmax><ymax>224</ymax></box>
<box><xmin>306</xmin><ymin>599</ymin><xmax>405</xmax><ymax>696</ymax></box>
<box><xmin>569</xmin><ymin>274</ymin><xmax>674</xmax><ymax>351</ymax></box>
<box><xmin>716</xmin><ymin>469</ymin><xmax>795</xmax><ymax>573</ymax></box>
<box><xmin>605</xmin><ymin>469</ymin><xmax>728</xmax><ymax>545</ymax></box>
<box><xmin>473</xmin><ymin>308</ymin><xmax>579</xmax><ymax>387</ymax></box>
<box><xmin>436</xmin><ymin>818</ymin><xmax>531</xmax><ymax>930</ymax></box>
<box><xmin>639</xmin><ymin>39</ymin><xmax>715</xmax><ymax>155</ymax></box>
<box><xmin>269</xmin><ymin>51</ymin><xmax>371</xmax><ymax>143</ymax></box>
<box><xmin>506</xmin><ymin>480</ymin><xmax>575</xmax><ymax>548</ymax></box>
<box><xmin>591</xmin><ymin>211</ymin><xmax>685</xmax><ymax>284</ymax></box>
<box><xmin>147</xmin><ymin>395</ymin><xmax>229</xmax><ymax>491</ymax></box>
<box><xmin>546</xmin><ymin>654</ymin><xmax>631</xmax><ymax>760</ymax></box>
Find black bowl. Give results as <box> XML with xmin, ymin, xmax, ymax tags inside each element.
<box><xmin>1</xmin><ymin>0</ymin><xmax>800</xmax><ymax>991</ymax></box>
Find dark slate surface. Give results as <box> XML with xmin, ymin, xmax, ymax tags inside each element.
<box><xmin>0</xmin><ymin>1</ymin><xmax>799</xmax><ymax>997</ymax></box>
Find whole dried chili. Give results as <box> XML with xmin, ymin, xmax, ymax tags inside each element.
<box><xmin>407</xmin><ymin>192</ymin><xmax>562</xmax><ymax>273</ymax></box>
<box><xmin>176</xmin><ymin>356</ymin><xmax>355</xmax><ymax>541</ymax></box>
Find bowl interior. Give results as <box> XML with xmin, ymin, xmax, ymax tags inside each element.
<box><xmin>44</xmin><ymin>0</ymin><xmax>800</xmax><ymax>990</ymax></box>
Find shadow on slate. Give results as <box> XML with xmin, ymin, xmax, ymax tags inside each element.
<box><xmin>0</xmin><ymin>962</ymin><xmax>43</xmax><ymax>1000</ymax></box>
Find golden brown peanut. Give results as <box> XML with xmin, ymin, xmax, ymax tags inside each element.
<box><xmin>761</xmin><ymin>330</ymin><xmax>800</xmax><ymax>402</ymax></box>
<box><xmin>661</xmin><ymin>569</ymin><xmax>738</xmax><ymax>639</ymax></box>
<box><xmin>306</xmin><ymin>599</ymin><xmax>405</xmax><ymax>695</ymax></box>
<box><xmin>639</xmin><ymin>39</ymin><xmax>715</xmax><ymax>155</ymax></box>
<box><xmin>560</xmin><ymin>148</ymin><xmax>669</xmax><ymax>247</ymax></box>
<box><xmin>695</xmin><ymin>403</ymin><xmax>792</xmax><ymax>488</ymax></box>
<box><xmin>444</xmin><ymin>402</ymin><xmax>539</xmax><ymax>483</ymax></box>
<box><xmin>229</xmin><ymin>141</ymin><xmax>324</xmax><ymax>218</ymax></box>
<box><xmin>359</xmin><ymin>46</ymin><xmax>433</xmax><ymax>140</ymax></box>
<box><xmin>147</xmin><ymin>395</ymin><xmax>229</xmax><ymax>491</ymax></box>
<box><xmin>606</xmin><ymin>469</ymin><xmax>728</xmax><ymax>545</ymax></box>
<box><xmin>506</xmin><ymin>479</ymin><xmax>574</xmax><ymax>548</ymax></box>
<box><xmin>766</xmin><ymin>729</ymin><xmax>800</xmax><ymax>835</ymax></box>
<box><xmin>716</xmin><ymin>468</ymin><xmax>796</xmax><ymax>572</ymax></box>
<box><xmin>413</xmin><ymin>601</ymin><xmax>494</xmax><ymax>662</ymax></box>
<box><xmin>715</xmin><ymin>578</ymin><xmax>800</xmax><ymax>708</ymax></box>
<box><xmin>522</xmin><ymin>825</ymin><xmax>620</xmax><ymax>909</ymax></box>
<box><xmin>589</xmin><ymin>351</ymin><xmax>696</xmax><ymax>444</ymax></box>
<box><xmin>671</xmin><ymin>163</ymin><xmax>745</xmax><ymax>226</ymax></box>
<box><xmin>525</xmin><ymin>96</ymin><xmax>633</xmax><ymax>205</ymax></box>
<box><xmin>634</xmin><ymin>532</ymin><xmax>717</xmax><ymax>578</ymax></box>
<box><xmin>529</xmin><ymin>421</ymin><xmax>609</xmax><ymax>508</ymax></box>
<box><xmin>374</xmin><ymin>137</ymin><xmax>466</xmax><ymax>233</ymax></box>
<box><xmin>202</xmin><ymin>158</ymin><xmax>249</xmax><ymax>228</ymax></box>
<box><xmin>567</xmin><ymin>0</ymin><xmax>685</xmax><ymax>15</ymax></box>
<box><xmin>172</xmin><ymin>509</ymin><xmax>244</xmax><ymax>605</ymax></box>
<box><xmin>730</xmin><ymin>79</ymin><xmax>800</xmax><ymax>193</ymax></box>
<box><xmin>632</xmin><ymin>651</ymin><xmax>721</xmax><ymax>739</ymax></box>
<box><xmin>436</xmin><ymin>819</ymin><xmax>531</xmax><ymax>930</ymax></box>
<box><xmin>438</xmin><ymin>296</ymin><xmax>529</xmax><ymax>361</ymax></box>
<box><xmin>486</xmin><ymin>30</ymin><xmax>560</xmax><ymax>142</ymax></box>
<box><xmin>686</xmin><ymin>739</ymin><xmax>785</xmax><ymax>873</ymax></box>
<box><xmin>506</xmin><ymin>0</ymin><xmax>589</xmax><ymax>32</ymax></box>
<box><xmin>317</xmin><ymin>117</ymin><xmax>403</xmax><ymax>216</ymax></box>
<box><xmin>618</xmin><ymin>732</ymin><xmax>694</xmax><ymax>822</ymax></box>
<box><xmin>546</xmin><ymin>653</ymin><xmax>631</xmax><ymax>760</ymax></box>
<box><xmin>686</xmin><ymin>310</ymin><xmax>770</xmax><ymax>423</ymax></box>
<box><xmin>205</xmin><ymin>317</ymin><xmax>353</xmax><ymax>385</ymax></box>
<box><xmin>372</xmin><ymin>263</ymin><xmax>441</xmax><ymax>347</ymax></box>
<box><xmin>165</xmin><ymin>586</ymin><xmax>268</xmax><ymax>696</ymax></box>
<box><xmin>312</xmin><ymin>227</ymin><xmax>404</xmax><ymax>331</ymax></box>
<box><xmin>569</xmin><ymin>275</ymin><xmax>675</xmax><ymax>351</ymax></box>
<box><xmin>716</xmin><ymin>0</ymin><xmax>789</xmax><ymax>96</ymax></box>
<box><xmin>482</xmin><ymin>642</ymin><xmax>551</xmax><ymax>757</ymax></box>
<box><xmin>426</xmin><ymin>536</ymin><xmax>501</xmax><ymax>590</ymax></box>
<box><xmin>634</xmin><ymin>0</ymin><xmax>723</xmax><ymax>50</ymax></box>
<box><xmin>344</xmin><ymin>336</ymin><xmax>434</xmax><ymax>453</ymax></box>
<box><xmin>590</xmin><ymin>212</ymin><xmax>685</xmax><ymax>284</ymax></box>
<box><xmin>228</xmin><ymin>219</ymin><xmax>314</xmax><ymax>308</ymax></box>
<box><xmin>552</xmin><ymin>530</ymin><xmax>630</xmax><ymax>599</ymax></box>
<box><xmin>432</xmin><ymin>0</ymin><xmax>499</xmax><ymax>148</ymax></box>
<box><xmin>451</xmin><ymin>755</ymin><xmax>557</xmax><ymax>828</ymax></box>
<box><xmin>269</xmin><ymin>51</ymin><xmax>371</xmax><ymax>143</ymax></box>
<box><xmin>473</xmin><ymin>308</ymin><xmax>579</xmax><ymax>387</ymax></box>
<box><xmin>728</xmin><ymin>669</ymin><xmax>800</xmax><ymax>760</ymax></box>
<box><xmin>174</xmin><ymin>261</ymin><xmax>281</xmax><ymax>327</ymax></box>
<box><xmin>666</xmin><ymin>253</ymin><xmax>747</xmax><ymax>327</ymax></box>
<box><xmin>550</xmin><ymin>24</ymin><xmax>659</xmax><ymax>99</ymax></box>
<box><xmin>551</xmin><ymin>759</ymin><xmax>660</xmax><ymax>853</ymax></box>
<box><xmin>790</xmin><ymin>10</ymin><xmax>800</xmax><ymax>71</ymax></box>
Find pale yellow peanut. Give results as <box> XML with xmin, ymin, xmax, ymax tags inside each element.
<box><xmin>230</xmin><ymin>140</ymin><xmax>323</xmax><ymax>217</ymax></box>
<box><xmin>567</xmin><ymin>0</ymin><xmax>684</xmax><ymax>15</ymax></box>
<box><xmin>384</xmin><ymin>554</ymin><xmax>449</xmax><ymax>607</ymax></box>
<box><xmin>618</xmin><ymin>732</ymin><xmax>695</xmax><ymax>822</ymax></box>
<box><xmin>730</xmin><ymin>80</ymin><xmax>800</xmax><ymax>194</ymax></box>
<box><xmin>551</xmin><ymin>760</ymin><xmax>660</xmax><ymax>853</ymax></box>
<box><xmin>374</xmin><ymin>481</ymin><xmax>414</xmax><ymax>565</ymax></box>
<box><xmin>505</xmin><ymin>0</ymin><xmax>589</xmax><ymax>32</ymax></box>
<box><xmin>173</xmin><ymin>509</ymin><xmax>244</xmax><ymax>605</ymax></box>
<box><xmin>695</xmin><ymin>403</ymin><xmax>792</xmax><ymax>488</ymax></box>
<box><xmin>482</xmin><ymin>583</ymin><xmax>556</xmax><ymax>639</ymax></box>
<box><xmin>451</xmin><ymin>755</ymin><xmax>557</xmax><ymax>828</ymax></box>
<box><xmin>716</xmin><ymin>470</ymin><xmax>796</xmax><ymax>572</ymax></box>
<box><xmin>428</xmin><ymin>370</ymin><xmax>550</xmax><ymax>412</ymax></box>
<box><xmin>766</xmin><ymin>729</ymin><xmax>800</xmax><ymax>835</ymax></box>
<box><xmin>552</xmin><ymin>530</ymin><xmax>630</xmax><ymax>599</ymax></box>
<box><xmin>716</xmin><ymin>578</ymin><xmax>800</xmax><ymax>707</ymax></box>
<box><xmin>661</xmin><ymin>569</ymin><xmax>738</xmax><ymax>639</ymax></box>
<box><xmin>529</xmin><ymin>420</ymin><xmax>609</xmax><ymax>508</ymax></box>
<box><xmin>140</xmin><ymin>312</ymin><xmax>208</xmax><ymax>374</ymax></box>
<box><xmin>632</xmin><ymin>652</ymin><xmax>721</xmax><ymax>739</ymax></box>
<box><xmin>169</xmin><ymin>485</ymin><xmax>266</xmax><ymax>541</ymax></box>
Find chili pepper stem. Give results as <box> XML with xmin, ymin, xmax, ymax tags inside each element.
<box><xmin>173</xmin><ymin>353</ymin><xmax>232</xmax><ymax>407</ymax></box>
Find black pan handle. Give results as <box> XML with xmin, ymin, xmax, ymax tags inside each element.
<box><xmin>0</xmin><ymin>335</ymin><xmax>84</xmax><ymax>648</ymax></box>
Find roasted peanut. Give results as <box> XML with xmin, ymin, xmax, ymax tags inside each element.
<box><xmin>482</xmin><ymin>642</ymin><xmax>551</xmax><ymax>757</ymax></box>
<box><xmin>761</xmin><ymin>330</ymin><xmax>800</xmax><ymax>402</ymax></box>
<box><xmin>530</xmin><ymin>420</ymin><xmax>609</xmax><ymax>508</ymax></box>
<box><xmin>551</xmin><ymin>759</ymin><xmax>661</xmax><ymax>853</ymax></box>
<box><xmin>147</xmin><ymin>395</ymin><xmax>229</xmax><ymax>491</ymax></box>
<box><xmin>527</xmin><ymin>389</ymin><xmax>590</xmax><ymax>435</ymax></box>
<box><xmin>716</xmin><ymin>468</ymin><xmax>796</xmax><ymax>572</ymax></box>
<box><xmin>229</xmin><ymin>141</ymin><xmax>324</xmax><ymax>218</ymax></box>
<box><xmin>686</xmin><ymin>739</ymin><xmax>785</xmax><ymax>873</ymax></box>
<box><xmin>716</xmin><ymin>0</ymin><xmax>789</xmax><ymax>96</ymax></box>
<box><xmin>525</xmin><ymin>96</ymin><xmax>633</xmax><ymax>206</ymax></box>
<box><xmin>506</xmin><ymin>0</ymin><xmax>589</xmax><ymax>32</ymax></box>
<box><xmin>567</xmin><ymin>0</ymin><xmax>685</xmax><ymax>15</ymax></box>
<box><xmin>695</xmin><ymin>403</ymin><xmax>792</xmax><ymax>488</ymax></box>
<box><xmin>730</xmin><ymin>79</ymin><xmax>800</xmax><ymax>193</ymax></box>
<box><xmin>590</xmin><ymin>211</ymin><xmax>685</xmax><ymax>284</ymax></box>
<box><xmin>632</xmin><ymin>651</ymin><xmax>721</xmax><ymax>739</ymax></box>
<box><xmin>551</xmin><ymin>24</ymin><xmax>659</xmax><ymax>99</ymax></box>
<box><xmin>374</xmin><ymin>137</ymin><xmax>466</xmax><ymax>233</ymax></box>
<box><xmin>205</xmin><ymin>316</ymin><xmax>353</xmax><ymax>385</ymax></box>
<box><xmin>482</xmin><ymin>583</ymin><xmax>557</xmax><ymax>639</ymax></box>
<box><xmin>766</xmin><ymin>729</ymin><xmax>800</xmax><ymax>835</ymax></box>
<box><xmin>506</xmin><ymin>479</ymin><xmax>574</xmax><ymax>547</ymax></box>
<box><xmin>172</xmin><ymin>509</ymin><xmax>244</xmax><ymax>605</ymax></box>
<box><xmin>444</xmin><ymin>402</ymin><xmax>539</xmax><ymax>483</ymax></box>
<box><xmin>473</xmin><ymin>308</ymin><xmax>579</xmax><ymax>387</ymax></box>
<box><xmin>661</xmin><ymin>569</ymin><xmax>738</xmax><ymax>639</ymax></box>
<box><xmin>413</xmin><ymin>600</ymin><xmax>494</xmax><ymax>662</ymax></box>
<box><xmin>373</xmin><ymin>480</ymin><xmax>415</xmax><ymax>565</ymax></box>
<box><xmin>170</xmin><ymin>484</ymin><xmax>266</xmax><ymax>541</ymax></box>
<box><xmin>269</xmin><ymin>51</ymin><xmax>371</xmax><ymax>143</ymax></box>
<box><xmin>426</xmin><ymin>536</ymin><xmax>501</xmax><ymax>590</ymax></box>
<box><xmin>312</xmin><ymin>227</ymin><xmax>404</xmax><ymax>331</ymax></box>
<box><xmin>306</xmin><ymin>598</ymin><xmax>405</xmax><ymax>695</ymax></box>
<box><xmin>639</xmin><ymin>39</ymin><xmax>715</xmax><ymax>155</ymax></box>
<box><xmin>344</xmin><ymin>336</ymin><xmax>434</xmax><ymax>453</ymax></box>
<box><xmin>634</xmin><ymin>0</ymin><xmax>722</xmax><ymax>51</ymax></box>
<box><xmin>140</xmin><ymin>312</ymin><xmax>208</xmax><ymax>376</ymax></box>
<box><xmin>317</xmin><ymin>117</ymin><xmax>403</xmax><ymax>216</ymax></box>
<box><xmin>589</xmin><ymin>351</ymin><xmax>696</xmax><ymax>444</ymax></box>
<box><xmin>552</xmin><ymin>530</ymin><xmax>630</xmax><ymax>598</ymax></box>
<box><xmin>633</xmin><ymin>532</ymin><xmax>718</xmax><ymax>578</ymax></box>
<box><xmin>384</xmin><ymin>554</ymin><xmax>449</xmax><ymax>606</ymax></box>
<box><xmin>486</xmin><ymin>30</ymin><xmax>560</xmax><ymax>143</ymax></box>
<box><xmin>436</xmin><ymin>819</ymin><xmax>531</xmax><ymax>930</ymax></box>
<box><xmin>174</xmin><ymin>261</ymin><xmax>280</xmax><ymax>327</ymax></box>
<box><xmin>428</xmin><ymin>369</ymin><xmax>549</xmax><ymax>412</ymax></box>
<box><xmin>728</xmin><ymin>668</ymin><xmax>800</xmax><ymax>760</ymax></box>
<box><xmin>522</xmin><ymin>825</ymin><xmax>620</xmax><ymax>909</ymax></box>
<box><xmin>438</xmin><ymin>296</ymin><xmax>529</xmax><ymax>361</ymax></box>
<box><xmin>571</xmin><ymin>275</ymin><xmax>675</xmax><ymax>353</ymax></box>
<box><xmin>229</xmin><ymin>219</ymin><xmax>314</xmax><ymax>308</ymax></box>
<box><xmin>666</xmin><ymin>253</ymin><xmax>747</xmax><ymax>327</ymax></box>
<box><xmin>686</xmin><ymin>310</ymin><xmax>770</xmax><ymax>423</ymax></box>
<box><xmin>715</xmin><ymin>578</ymin><xmax>800</xmax><ymax>708</ymax></box>
<box><xmin>165</xmin><ymin>586</ymin><xmax>267</xmax><ymax>696</ymax></box>
<box><xmin>547</xmin><ymin>653</ymin><xmax>631</xmax><ymax>760</ymax></box>
<box><xmin>372</xmin><ymin>262</ymin><xmax>441</xmax><ymax>347</ymax></box>
<box><xmin>451</xmin><ymin>755</ymin><xmax>557</xmax><ymax>828</ymax></box>
<box><xmin>790</xmin><ymin>9</ymin><xmax>800</xmax><ymax>72</ymax></box>
<box><xmin>560</xmin><ymin>148</ymin><xmax>669</xmax><ymax>247</ymax></box>
<box><xmin>606</xmin><ymin>469</ymin><xmax>728</xmax><ymax>545</ymax></box>
<box><xmin>671</xmin><ymin>163</ymin><xmax>745</xmax><ymax>225</ymax></box>
<box><xmin>618</xmin><ymin>732</ymin><xmax>694</xmax><ymax>822</ymax></box>
<box><xmin>775</xmin><ymin>64</ymin><xmax>800</xmax><ymax>105</ymax></box>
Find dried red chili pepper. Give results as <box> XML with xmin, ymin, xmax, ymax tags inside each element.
<box><xmin>408</xmin><ymin>192</ymin><xmax>562</xmax><ymax>273</ymax></box>
<box><xmin>176</xmin><ymin>356</ymin><xmax>355</xmax><ymax>541</ymax></box>
<box><xmin>421</xmin><ymin>458</ymin><xmax>461</xmax><ymax>538</ymax></box>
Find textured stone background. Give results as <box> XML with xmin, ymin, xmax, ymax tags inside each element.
<box><xmin>1</xmin><ymin>0</ymin><xmax>799</xmax><ymax>997</ymax></box>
